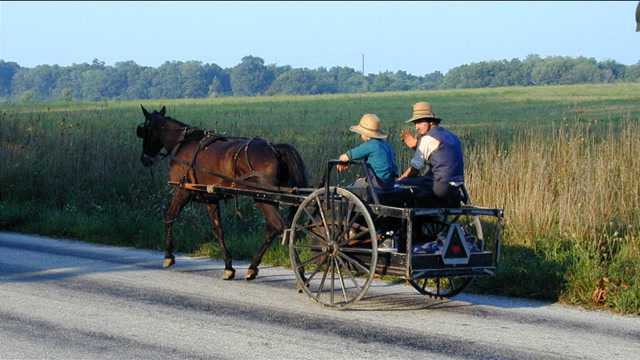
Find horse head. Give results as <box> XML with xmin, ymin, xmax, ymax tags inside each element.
<box><xmin>137</xmin><ymin>105</ymin><xmax>167</xmax><ymax>167</ymax></box>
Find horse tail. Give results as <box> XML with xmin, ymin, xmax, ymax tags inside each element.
<box><xmin>273</xmin><ymin>143</ymin><xmax>308</xmax><ymax>189</ymax></box>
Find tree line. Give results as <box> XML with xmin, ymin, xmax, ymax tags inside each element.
<box><xmin>1</xmin><ymin>54</ymin><xmax>638</xmax><ymax>101</ymax></box>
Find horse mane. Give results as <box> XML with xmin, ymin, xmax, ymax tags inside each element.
<box><xmin>160</xmin><ymin>114</ymin><xmax>189</xmax><ymax>128</ymax></box>
<box><xmin>157</xmin><ymin>114</ymin><xmax>209</xmax><ymax>141</ymax></box>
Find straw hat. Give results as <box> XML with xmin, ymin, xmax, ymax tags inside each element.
<box><xmin>350</xmin><ymin>114</ymin><xmax>387</xmax><ymax>139</ymax></box>
<box><xmin>406</xmin><ymin>101</ymin><xmax>441</xmax><ymax>123</ymax></box>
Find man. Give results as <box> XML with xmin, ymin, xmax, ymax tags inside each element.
<box><xmin>397</xmin><ymin>102</ymin><xmax>464</xmax><ymax>207</ymax></box>
<box><xmin>337</xmin><ymin>113</ymin><xmax>398</xmax><ymax>191</ymax></box>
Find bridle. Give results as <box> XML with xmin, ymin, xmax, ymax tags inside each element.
<box><xmin>137</xmin><ymin>118</ymin><xmax>190</xmax><ymax>165</ymax></box>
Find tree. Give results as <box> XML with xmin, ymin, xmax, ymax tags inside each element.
<box><xmin>10</xmin><ymin>64</ymin><xmax>61</xmax><ymax>100</ymax></box>
<box><xmin>562</xmin><ymin>60</ymin><xmax>600</xmax><ymax>84</ymax></box>
<box><xmin>1</xmin><ymin>54</ymin><xmax>637</xmax><ymax>100</ymax></box>
<box><xmin>19</xmin><ymin>90</ymin><xmax>35</xmax><ymax>102</ymax></box>
<box><xmin>113</xmin><ymin>61</ymin><xmax>152</xmax><ymax>99</ymax></box>
<box><xmin>80</xmin><ymin>69</ymin><xmax>109</xmax><ymax>101</ymax></box>
<box><xmin>597</xmin><ymin>59</ymin><xmax>625</xmax><ymax>82</ymax></box>
<box><xmin>208</xmin><ymin>76</ymin><xmax>224</xmax><ymax>97</ymax></box>
<box><xmin>625</xmin><ymin>61</ymin><xmax>640</xmax><ymax>81</ymax></box>
<box><xmin>420</xmin><ymin>71</ymin><xmax>444</xmax><ymax>90</ymax></box>
<box><xmin>150</xmin><ymin>61</ymin><xmax>183</xmax><ymax>99</ymax></box>
<box><xmin>230</xmin><ymin>56</ymin><xmax>274</xmax><ymax>96</ymax></box>
<box><xmin>370</xmin><ymin>72</ymin><xmax>394</xmax><ymax>92</ymax></box>
<box><xmin>266</xmin><ymin>69</ymin><xmax>318</xmax><ymax>95</ymax></box>
<box><xmin>203</xmin><ymin>63</ymin><xmax>231</xmax><ymax>95</ymax></box>
<box><xmin>329</xmin><ymin>66</ymin><xmax>367</xmax><ymax>93</ymax></box>
<box><xmin>530</xmin><ymin>57</ymin><xmax>569</xmax><ymax>85</ymax></box>
<box><xmin>0</xmin><ymin>60</ymin><xmax>20</xmax><ymax>97</ymax></box>
<box><xmin>51</xmin><ymin>62</ymin><xmax>90</xmax><ymax>100</ymax></box>
<box><xmin>269</xmin><ymin>64</ymin><xmax>292</xmax><ymax>79</ymax></box>
<box><xmin>179</xmin><ymin>61</ymin><xmax>208</xmax><ymax>98</ymax></box>
<box><xmin>313</xmin><ymin>67</ymin><xmax>338</xmax><ymax>94</ymax></box>
<box><xmin>58</xmin><ymin>88</ymin><xmax>73</xmax><ymax>102</ymax></box>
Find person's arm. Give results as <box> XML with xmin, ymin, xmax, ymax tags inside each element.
<box><xmin>400</xmin><ymin>129</ymin><xmax>418</xmax><ymax>149</ymax></box>
<box><xmin>397</xmin><ymin>136</ymin><xmax>439</xmax><ymax>180</ymax></box>
<box><xmin>346</xmin><ymin>141</ymin><xmax>372</xmax><ymax>161</ymax></box>
<box><xmin>401</xmin><ymin>138</ymin><xmax>426</xmax><ymax>179</ymax></box>
<box><xmin>337</xmin><ymin>142</ymin><xmax>372</xmax><ymax>172</ymax></box>
<box><xmin>397</xmin><ymin>166</ymin><xmax>418</xmax><ymax>180</ymax></box>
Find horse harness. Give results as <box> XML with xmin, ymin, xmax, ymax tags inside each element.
<box><xmin>162</xmin><ymin>126</ymin><xmax>288</xmax><ymax>195</ymax></box>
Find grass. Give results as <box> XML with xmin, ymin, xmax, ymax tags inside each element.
<box><xmin>1</xmin><ymin>83</ymin><xmax>639</xmax><ymax>314</ymax></box>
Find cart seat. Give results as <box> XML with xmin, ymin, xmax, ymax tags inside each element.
<box><xmin>377</xmin><ymin>184</ymin><xmax>466</xmax><ymax>208</ymax></box>
<box><xmin>376</xmin><ymin>186</ymin><xmax>421</xmax><ymax>207</ymax></box>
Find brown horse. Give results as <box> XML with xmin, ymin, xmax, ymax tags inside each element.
<box><xmin>136</xmin><ymin>105</ymin><xmax>308</xmax><ymax>280</ymax></box>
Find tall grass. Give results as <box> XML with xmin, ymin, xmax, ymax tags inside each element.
<box><xmin>466</xmin><ymin>119</ymin><xmax>640</xmax><ymax>311</ymax></box>
<box><xmin>469</xmin><ymin>119</ymin><xmax>640</xmax><ymax>247</ymax></box>
<box><xmin>1</xmin><ymin>83</ymin><xmax>639</xmax><ymax>314</ymax></box>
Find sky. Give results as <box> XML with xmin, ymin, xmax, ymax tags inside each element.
<box><xmin>0</xmin><ymin>1</ymin><xmax>637</xmax><ymax>75</ymax></box>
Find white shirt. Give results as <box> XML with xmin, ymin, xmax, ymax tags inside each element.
<box><xmin>410</xmin><ymin>135</ymin><xmax>440</xmax><ymax>171</ymax></box>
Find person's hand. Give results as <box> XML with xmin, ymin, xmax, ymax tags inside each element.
<box><xmin>400</xmin><ymin>129</ymin><xmax>417</xmax><ymax>149</ymax></box>
<box><xmin>337</xmin><ymin>153</ymin><xmax>350</xmax><ymax>172</ymax></box>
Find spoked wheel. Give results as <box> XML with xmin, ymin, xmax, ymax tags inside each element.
<box><xmin>419</xmin><ymin>213</ymin><xmax>484</xmax><ymax>246</ymax></box>
<box><xmin>409</xmin><ymin>211</ymin><xmax>484</xmax><ymax>298</ymax></box>
<box><xmin>409</xmin><ymin>276</ymin><xmax>472</xmax><ymax>298</ymax></box>
<box><xmin>289</xmin><ymin>187</ymin><xmax>378</xmax><ymax>309</ymax></box>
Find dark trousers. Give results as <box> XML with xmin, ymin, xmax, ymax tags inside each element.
<box><xmin>396</xmin><ymin>176</ymin><xmax>461</xmax><ymax>208</ymax></box>
<box><xmin>347</xmin><ymin>176</ymin><xmax>394</xmax><ymax>202</ymax></box>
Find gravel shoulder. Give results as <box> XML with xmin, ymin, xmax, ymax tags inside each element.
<box><xmin>1</xmin><ymin>231</ymin><xmax>638</xmax><ymax>360</ymax></box>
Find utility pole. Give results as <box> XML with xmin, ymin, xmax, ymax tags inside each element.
<box><xmin>361</xmin><ymin>54</ymin><xmax>365</xmax><ymax>75</ymax></box>
<box><xmin>636</xmin><ymin>1</ymin><xmax>639</xmax><ymax>31</ymax></box>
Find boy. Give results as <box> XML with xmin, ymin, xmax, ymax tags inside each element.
<box><xmin>337</xmin><ymin>113</ymin><xmax>398</xmax><ymax>191</ymax></box>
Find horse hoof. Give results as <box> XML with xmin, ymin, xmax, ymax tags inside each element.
<box><xmin>245</xmin><ymin>268</ymin><xmax>258</xmax><ymax>281</ymax></box>
<box><xmin>163</xmin><ymin>257</ymin><xmax>175</xmax><ymax>268</ymax></box>
<box><xmin>223</xmin><ymin>269</ymin><xmax>236</xmax><ymax>280</ymax></box>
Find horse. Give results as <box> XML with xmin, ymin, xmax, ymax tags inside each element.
<box><xmin>136</xmin><ymin>105</ymin><xmax>308</xmax><ymax>280</ymax></box>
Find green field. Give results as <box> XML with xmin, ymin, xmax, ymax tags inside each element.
<box><xmin>2</xmin><ymin>83</ymin><xmax>639</xmax><ymax>314</ymax></box>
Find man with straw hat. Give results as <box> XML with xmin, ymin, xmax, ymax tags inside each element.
<box><xmin>337</xmin><ymin>113</ymin><xmax>398</xmax><ymax>191</ymax></box>
<box><xmin>397</xmin><ymin>102</ymin><xmax>464</xmax><ymax>207</ymax></box>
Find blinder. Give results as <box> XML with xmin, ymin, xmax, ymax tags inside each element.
<box><xmin>136</xmin><ymin>124</ymin><xmax>148</xmax><ymax>139</ymax></box>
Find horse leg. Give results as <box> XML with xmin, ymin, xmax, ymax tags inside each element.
<box><xmin>206</xmin><ymin>202</ymin><xmax>235</xmax><ymax>280</ymax></box>
<box><xmin>246</xmin><ymin>202</ymin><xmax>285</xmax><ymax>280</ymax></box>
<box><xmin>163</xmin><ymin>188</ymin><xmax>191</xmax><ymax>268</ymax></box>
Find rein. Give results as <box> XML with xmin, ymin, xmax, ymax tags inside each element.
<box><xmin>162</xmin><ymin>126</ymin><xmax>190</xmax><ymax>160</ymax></box>
<box><xmin>154</xmin><ymin>125</ymin><xmax>297</xmax><ymax>194</ymax></box>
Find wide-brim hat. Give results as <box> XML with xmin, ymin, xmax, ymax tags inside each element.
<box><xmin>350</xmin><ymin>113</ymin><xmax>388</xmax><ymax>139</ymax></box>
<box><xmin>406</xmin><ymin>101</ymin><xmax>441</xmax><ymax>123</ymax></box>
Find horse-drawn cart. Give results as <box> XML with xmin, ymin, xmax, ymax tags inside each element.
<box><xmin>171</xmin><ymin>159</ymin><xmax>504</xmax><ymax>309</ymax></box>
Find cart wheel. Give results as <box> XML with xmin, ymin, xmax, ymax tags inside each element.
<box><xmin>409</xmin><ymin>211</ymin><xmax>483</xmax><ymax>298</ymax></box>
<box><xmin>420</xmin><ymin>213</ymin><xmax>484</xmax><ymax>248</ymax></box>
<box><xmin>289</xmin><ymin>187</ymin><xmax>378</xmax><ymax>308</ymax></box>
<box><xmin>409</xmin><ymin>276</ymin><xmax>472</xmax><ymax>298</ymax></box>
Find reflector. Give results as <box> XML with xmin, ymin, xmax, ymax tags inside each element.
<box><xmin>442</xmin><ymin>223</ymin><xmax>472</xmax><ymax>265</ymax></box>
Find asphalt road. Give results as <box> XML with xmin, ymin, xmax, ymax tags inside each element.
<box><xmin>1</xmin><ymin>231</ymin><xmax>638</xmax><ymax>360</ymax></box>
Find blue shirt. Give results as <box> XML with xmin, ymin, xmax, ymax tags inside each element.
<box><xmin>346</xmin><ymin>139</ymin><xmax>398</xmax><ymax>185</ymax></box>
